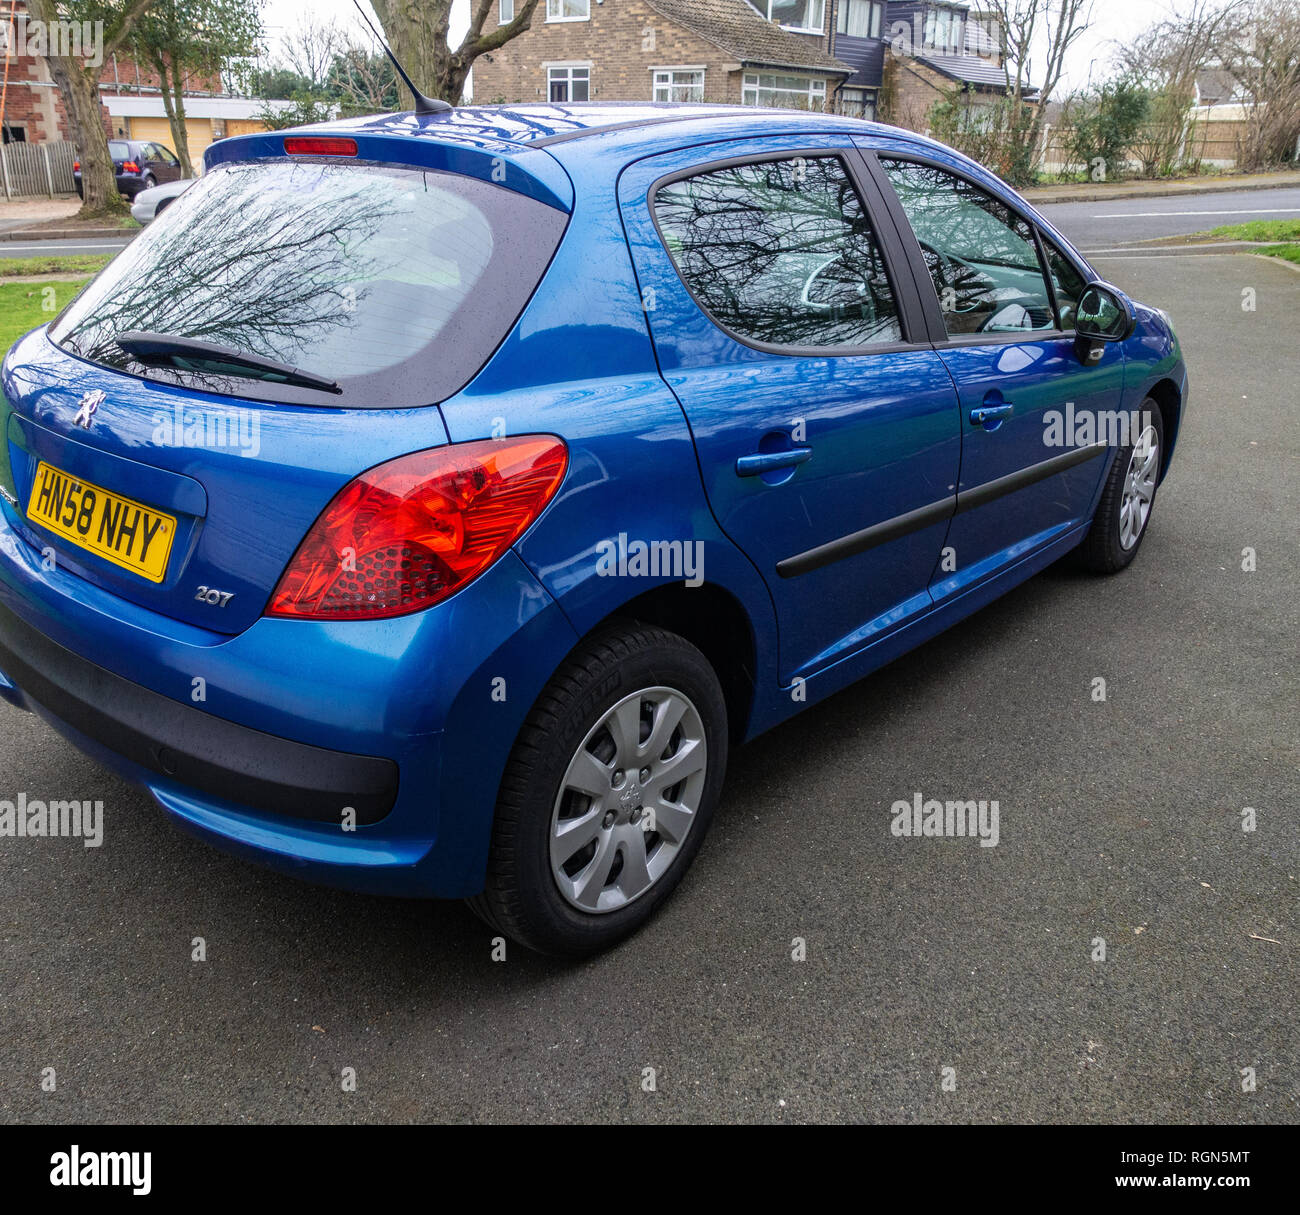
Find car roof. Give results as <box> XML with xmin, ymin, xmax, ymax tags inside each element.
<box><xmin>307</xmin><ymin>102</ymin><xmax>942</xmax><ymax>163</ymax></box>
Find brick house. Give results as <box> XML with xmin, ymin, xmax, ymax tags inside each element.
<box><xmin>471</xmin><ymin>0</ymin><xmax>1019</xmax><ymax>127</ymax></box>
<box><xmin>879</xmin><ymin>2</ymin><xmax>1021</xmax><ymax>130</ymax></box>
<box><xmin>471</xmin><ymin>0</ymin><xmax>854</xmax><ymax>112</ymax></box>
<box><xmin>0</xmin><ymin>2</ymin><xmax>273</xmax><ymax>172</ymax></box>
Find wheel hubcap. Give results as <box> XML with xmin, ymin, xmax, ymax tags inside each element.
<box><xmin>1118</xmin><ymin>424</ymin><xmax>1159</xmax><ymax>550</ymax></box>
<box><xmin>549</xmin><ymin>686</ymin><xmax>707</xmax><ymax>914</ymax></box>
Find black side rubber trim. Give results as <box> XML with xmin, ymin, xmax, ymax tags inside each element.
<box><xmin>0</xmin><ymin>600</ymin><xmax>398</xmax><ymax>823</ymax></box>
<box><xmin>953</xmin><ymin>441</ymin><xmax>1108</xmax><ymax>515</ymax></box>
<box><xmin>777</xmin><ymin>495</ymin><xmax>955</xmax><ymax>578</ymax></box>
<box><xmin>776</xmin><ymin>442</ymin><xmax>1109</xmax><ymax>578</ymax></box>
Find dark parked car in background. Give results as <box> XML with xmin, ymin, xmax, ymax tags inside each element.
<box><xmin>74</xmin><ymin>139</ymin><xmax>184</xmax><ymax>199</ymax></box>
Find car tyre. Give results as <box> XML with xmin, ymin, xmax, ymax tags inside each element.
<box><xmin>141</xmin><ymin>173</ymin><xmax>156</xmax><ymax>190</ymax></box>
<box><xmin>1075</xmin><ymin>397</ymin><xmax>1165</xmax><ymax>574</ymax></box>
<box><xmin>467</xmin><ymin>622</ymin><xmax>728</xmax><ymax>957</ymax></box>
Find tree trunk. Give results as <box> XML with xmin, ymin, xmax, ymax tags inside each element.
<box><xmin>27</xmin><ymin>0</ymin><xmax>124</xmax><ymax>217</ymax></box>
<box><xmin>53</xmin><ymin>57</ymin><xmax>124</xmax><ymax>217</ymax></box>
<box><xmin>159</xmin><ymin>57</ymin><xmax>194</xmax><ymax>177</ymax></box>
<box><xmin>370</xmin><ymin>0</ymin><xmax>463</xmax><ymax>103</ymax></box>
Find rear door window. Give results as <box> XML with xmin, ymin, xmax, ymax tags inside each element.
<box><xmin>51</xmin><ymin>159</ymin><xmax>568</xmax><ymax>407</ymax></box>
<box><xmin>652</xmin><ymin>155</ymin><xmax>904</xmax><ymax>351</ymax></box>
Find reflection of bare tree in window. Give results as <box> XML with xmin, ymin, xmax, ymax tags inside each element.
<box><xmin>881</xmin><ymin>161</ymin><xmax>1054</xmax><ymax>334</ymax></box>
<box><xmin>57</xmin><ymin>164</ymin><xmax>399</xmax><ymax>372</ymax></box>
<box><xmin>655</xmin><ymin>158</ymin><xmax>903</xmax><ymax>349</ymax></box>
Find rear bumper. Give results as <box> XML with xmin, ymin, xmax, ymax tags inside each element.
<box><xmin>0</xmin><ymin>497</ymin><xmax>580</xmax><ymax>898</ymax></box>
<box><xmin>0</xmin><ymin>599</ymin><xmax>397</xmax><ymax>823</ymax></box>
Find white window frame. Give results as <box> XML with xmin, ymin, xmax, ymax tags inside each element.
<box><xmin>546</xmin><ymin>0</ymin><xmax>590</xmax><ymax>21</ymax></box>
<box><xmin>651</xmin><ymin>66</ymin><xmax>706</xmax><ymax>103</ymax></box>
<box><xmin>499</xmin><ymin>0</ymin><xmax>514</xmax><ymax>22</ymax></box>
<box><xmin>924</xmin><ymin>7</ymin><xmax>964</xmax><ymax>53</ymax></box>
<box><xmin>838</xmin><ymin>86</ymin><xmax>878</xmax><ymax>120</ymax></box>
<box><xmin>546</xmin><ymin>63</ymin><xmax>591</xmax><ymax>102</ymax></box>
<box><xmin>836</xmin><ymin>0</ymin><xmax>883</xmax><ymax>39</ymax></box>
<box><xmin>741</xmin><ymin>73</ymin><xmax>828</xmax><ymax>109</ymax></box>
<box><xmin>751</xmin><ymin>0</ymin><xmax>825</xmax><ymax>35</ymax></box>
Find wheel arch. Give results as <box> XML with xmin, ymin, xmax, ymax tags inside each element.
<box><xmin>587</xmin><ymin>581</ymin><xmax>757</xmax><ymax>747</ymax></box>
<box><xmin>1142</xmin><ymin>376</ymin><xmax>1182</xmax><ymax>480</ymax></box>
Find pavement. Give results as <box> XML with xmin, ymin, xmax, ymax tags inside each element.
<box><xmin>0</xmin><ymin>241</ymin><xmax>1295</xmax><ymax>1123</ymax></box>
<box><xmin>1022</xmin><ymin>168</ymin><xmax>1300</xmax><ymax>205</ymax></box>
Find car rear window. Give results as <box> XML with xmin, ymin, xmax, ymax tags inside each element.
<box><xmin>108</xmin><ymin>141</ymin><xmax>129</xmax><ymax>159</ymax></box>
<box><xmin>51</xmin><ymin>158</ymin><xmax>568</xmax><ymax>407</ymax></box>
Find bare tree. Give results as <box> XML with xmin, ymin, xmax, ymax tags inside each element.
<box><xmin>280</xmin><ymin>12</ymin><xmax>344</xmax><ymax>93</ymax></box>
<box><xmin>1114</xmin><ymin>0</ymin><xmax>1244</xmax><ymax>174</ymax></box>
<box><xmin>985</xmin><ymin>0</ymin><xmax>1095</xmax><ymax>170</ymax></box>
<box><xmin>368</xmin><ymin>0</ymin><xmax>544</xmax><ymax>106</ymax></box>
<box><xmin>1221</xmin><ymin>0</ymin><xmax>1300</xmax><ymax>168</ymax></box>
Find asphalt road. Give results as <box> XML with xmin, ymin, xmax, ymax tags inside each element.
<box><xmin>0</xmin><ymin>238</ymin><xmax>133</xmax><ymax>258</ymax></box>
<box><xmin>1038</xmin><ymin>185</ymin><xmax>1300</xmax><ymax>252</ymax></box>
<box><xmin>0</xmin><ymin>250</ymin><xmax>1296</xmax><ymax>1124</ymax></box>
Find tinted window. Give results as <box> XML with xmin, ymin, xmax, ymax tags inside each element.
<box><xmin>653</xmin><ymin>155</ymin><xmax>903</xmax><ymax>350</ymax></box>
<box><xmin>1040</xmin><ymin>232</ymin><xmax>1089</xmax><ymax>329</ymax></box>
<box><xmin>882</xmin><ymin>160</ymin><xmax>1055</xmax><ymax>336</ymax></box>
<box><xmin>51</xmin><ymin>160</ymin><xmax>567</xmax><ymax>408</ymax></box>
<box><xmin>108</xmin><ymin>140</ymin><xmax>129</xmax><ymax>159</ymax></box>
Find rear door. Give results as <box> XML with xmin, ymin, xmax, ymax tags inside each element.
<box><xmin>619</xmin><ymin>137</ymin><xmax>961</xmax><ymax>686</ymax></box>
<box><xmin>865</xmin><ymin>153</ymin><xmax>1122</xmax><ymax>601</ymax></box>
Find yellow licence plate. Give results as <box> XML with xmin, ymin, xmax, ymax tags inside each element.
<box><xmin>27</xmin><ymin>461</ymin><xmax>176</xmax><ymax>583</ymax></box>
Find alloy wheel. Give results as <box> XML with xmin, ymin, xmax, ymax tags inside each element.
<box><xmin>1118</xmin><ymin>423</ymin><xmax>1159</xmax><ymax>550</ymax></box>
<box><xmin>549</xmin><ymin>686</ymin><xmax>707</xmax><ymax>914</ymax></box>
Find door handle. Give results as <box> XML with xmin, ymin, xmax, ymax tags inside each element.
<box><xmin>970</xmin><ymin>403</ymin><xmax>1014</xmax><ymax>428</ymax></box>
<box><xmin>735</xmin><ymin>447</ymin><xmax>813</xmax><ymax>477</ymax></box>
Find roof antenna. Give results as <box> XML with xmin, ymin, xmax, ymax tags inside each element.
<box><xmin>350</xmin><ymin>0</ymin><xmax>452</xmax><ymax>115</ymax></box>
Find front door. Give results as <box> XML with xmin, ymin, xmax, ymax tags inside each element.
<box><xmin>872</xmin><ymin>156</ymin><xmax>1124</xmax><ymax>601</ymax></box>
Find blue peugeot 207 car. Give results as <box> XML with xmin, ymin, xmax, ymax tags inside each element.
<box><xmin>0</xmin><ymin>104</ymin><xmax>1185</xmax><ymax>955</ymax></box>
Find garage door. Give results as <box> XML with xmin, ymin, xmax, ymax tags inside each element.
<box><xmin>127</xmin><ymin>116</ymin><xmax>212</xmax><ymax>175</ymax></box>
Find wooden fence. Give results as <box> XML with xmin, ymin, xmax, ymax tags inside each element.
<box><xmin>0</xmin><ymin>140</ymin><xmax>77</xmax><ymax>198</ymax></box>
<box><xmin>1037</xmin><ymin>112</ymin><xmax>1257</xmax><ymax>176</ymax></box>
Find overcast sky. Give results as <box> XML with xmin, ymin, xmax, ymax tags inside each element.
<box><xmin>260</xmin><ymin>0</ymin><xmax>1182</xmax><ymax>97</ymax></box>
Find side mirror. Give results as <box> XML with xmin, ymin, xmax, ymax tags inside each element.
<box><xmin>1074</xmin><ymin>281</ymin><xmax>1135</xmax><ymax>364</ymax></box>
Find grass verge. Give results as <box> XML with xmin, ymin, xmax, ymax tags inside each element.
<box><xmin>0</xmin><ymin>254</ymin><xmax>112</xmax><ymax>278</ymax></box>
<box><xmin>0</xmin><ymin>279</ymin><xmax>92</xmax><ymax>353</ymax></box>
<box><xmin>1205</xmin><ymin>218</ymin><xmax>1300</xmax><ymax>264</ymax></box>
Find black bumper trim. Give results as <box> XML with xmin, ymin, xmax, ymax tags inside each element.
<box><xmin>0</xmin><ymin>601</ymin><xmax>398</xmax><ymax>824</ymax></box>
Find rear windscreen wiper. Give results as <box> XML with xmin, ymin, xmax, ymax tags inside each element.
<box><xmin>115</xmin><ymin>330</ymin><xmax>342</xmax><ymax>395</ymax></box>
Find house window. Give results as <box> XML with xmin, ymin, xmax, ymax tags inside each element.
<box><xmin>762</xmin><ymin>0</ymin><xmax>825</xmax><ymax>34</ymax></box>
<box><xmin>741</xmin><ymin>73</ymin><xmax>827</xmax><ymax>110</ymax></box>
<box><xmin>546</xmin><ymin>0</ymin><xmax>590</xmax><ymax>20</ymax></box>
<box><xmin>838</xmin><ymin>87</ymin><xmax>877</xmax><ymax>120</ymax></box>
<box><xmin>548</xmin><ymin>65</ymin><xmax>590</xmax><ymax>102</ymax></box>
<box><xmin>923</xmin><ymin>7</ymin><xmax>964</xmax><ymax>53</ymax></box>
<box><xmin>653</xmin><ymin>68</ymin><xmax>705</xmax><ymax>103</ymax></box>
<box><xmin>500</xmin><ymin>0</ymin><xmax>514</xmax><ymax>21</ymax></box>
<box><xmin>836</xmin><ymin>0</ymin><xmax>882</xmax><ymax>39</ymax></box>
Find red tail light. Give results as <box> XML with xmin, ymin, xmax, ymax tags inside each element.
<box><xmin>267</xmin><ymin>437</ymin><xmax>568</xmax><ymax>620</ymax></box>
<box><xmin>284</xmin><ymin>136</ymin><xmax>358</xmax><ymax>157</ymax></box>
<box><xmin>72</xmin><ymin>160</ymin><xmax>80</xmax><ymax>171</ymax></box>
<box><xmin>123</xmin><ymin>160</ymin><xmax>140</xmax><ymax>173</ymax></box>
